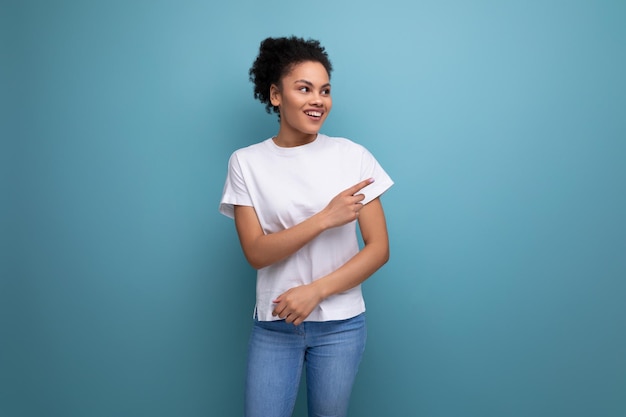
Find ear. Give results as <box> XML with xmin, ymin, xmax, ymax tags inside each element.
<box><xmin>269</xmin><ymin>84</ymin><xmax>281</xmax><ymax>107</ymax></box>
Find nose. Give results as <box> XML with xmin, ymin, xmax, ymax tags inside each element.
<box><xmin>310</xmin><ymin>92</ymin><xmax>323</xmax><ymax>106</ymax></box>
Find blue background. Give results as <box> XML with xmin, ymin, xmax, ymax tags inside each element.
<box><xmin>2</xmin><ymin>1</ymin><xmax>625</xmax><ymax>416</ymax></box>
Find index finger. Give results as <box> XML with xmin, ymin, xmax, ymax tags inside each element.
<box><xmin>343</xmin><ymin>178</ymin><xmax>375</xmax><ymax>196</ymax></box>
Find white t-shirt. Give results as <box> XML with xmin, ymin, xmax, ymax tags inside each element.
<box><xmin>219</xmin><ymin>134</ymin><xmax>394</xmax><ymax>321</ymax></box>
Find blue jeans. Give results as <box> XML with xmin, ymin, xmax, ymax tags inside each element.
<box><xmin>245</xmin><ymin>313</ymin><xmax>367</xmax><ymax>417</ymax></box>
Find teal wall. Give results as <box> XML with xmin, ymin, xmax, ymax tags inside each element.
<box><xmin>3</xmin><ymin>1</ymin><xmax>625</xmax><ymax>416</ymax></box>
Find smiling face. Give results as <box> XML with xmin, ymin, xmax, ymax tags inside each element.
<box><xmin>270</xmin><ymin>61</ymin><xmax>332</xmax><ymax>147</ymax></box>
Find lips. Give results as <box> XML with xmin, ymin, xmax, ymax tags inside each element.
<box><xmin>305</xmin><ymin>110</ymin><xmax>323</xmax><ymax>118</ymax></box>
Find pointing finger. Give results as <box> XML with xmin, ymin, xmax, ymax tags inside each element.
<box><xmin>344</xmin><ymin>178</ymin><xmax>375</xmax><ymax>196</ymax></box>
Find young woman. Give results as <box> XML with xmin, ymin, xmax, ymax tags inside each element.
<box><xmin>219</xmin><ymin>36</ymin><xmax>394</xmax><ymax>417</ymax></box>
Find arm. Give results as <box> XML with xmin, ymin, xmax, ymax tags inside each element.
<box><xmin>272</xmin><ymin>197</ymin><xmax>390</xmax><ymax>325</ymax></box>
<box><xmin>234</xmin><ymin>178</ymin><xmax>374</xmax><ymax>270</ymax></box>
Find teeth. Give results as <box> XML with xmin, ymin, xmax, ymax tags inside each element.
<box><xmin>306</xmin><ymin>111</ymin><xmax>322</xmax><ymax>117</ymax></box>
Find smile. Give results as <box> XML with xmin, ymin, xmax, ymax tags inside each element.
<box><xmin>305</xmin><ymin>111</ymin><xmax>323</xmax><ymax>117</ymax></box>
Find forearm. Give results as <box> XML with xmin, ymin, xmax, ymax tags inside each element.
<box><xmin>239</xmin><ymin>211</ymin><xmax>328</xmax><ymax>269</ymax></box>
<box><xmin>313</xmin><ymin>239</ymin><xmax>389</xmax><ymax>299</ymax></box>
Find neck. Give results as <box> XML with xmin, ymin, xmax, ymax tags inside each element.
<box><xmin>272</xmin><ymin>130</ymin><xmax>317</xmax><ymax>148</ymax></box>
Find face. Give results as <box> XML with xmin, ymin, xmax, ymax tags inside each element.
<box><xmin>270</xmin><ymin>61</ymin><xmax>332</xmax><ymax>142</ymax></box>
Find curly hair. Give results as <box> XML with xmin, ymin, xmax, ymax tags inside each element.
<box><xmin>249</xmin><ymin>36</ymin><xmax>333</xmax><ymax>116</ymax></box>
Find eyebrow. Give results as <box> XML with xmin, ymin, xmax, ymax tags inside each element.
<box><xmin>294</xmin><ymin>79</ymin><xmax>331</xmax><ymax>89</ymax></box>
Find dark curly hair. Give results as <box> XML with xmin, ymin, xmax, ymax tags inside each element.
<box><xmin>249</xmin><ymin>36</ymin><xmax>333</xmax><ymax>116</ymax></box>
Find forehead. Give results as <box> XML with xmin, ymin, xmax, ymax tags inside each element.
<box><xmin>282</xmin><ymin>61</ymin><xmax>330</xmax><ymax>84</ymax></box>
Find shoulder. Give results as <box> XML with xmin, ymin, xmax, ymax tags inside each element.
<box><xmin>225</xmin><ymin>139</ymin><xmax>274</xmax><ymax>175</ymax></box>
<box><xmin>227</xmin><ymin>139</ymin><xmax>275</xmax><ymax>167</ymax></box>
<box><xmin>231</xmin><ymin>138</ymin><xmax>272</xmax><ymax>158</ymax></box>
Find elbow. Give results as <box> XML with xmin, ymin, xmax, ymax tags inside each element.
<box><xmin>244</xmin><ymin>254</ymin><xmax>267</xmax><ymax>270</ymax></box>
<box><xmin>378</xmin><ymin>237</ymin><xmax>390</xmax><ymax>266</ymax></box>
<box><xmin>381</xmin><ymin>245</ymin><xmax>390</xmax><ymax>266</ymax></box>
<box><xmin>239</xmin><ymin>246</ymin><xmax>261</xmax><ymax>270</ymax></box>
<box><xmin>243</xmin><ymin>249</ymin><xmax>275</xmax><ymax>270</ymax></box>
<box><xmin>239</xmin><ymin>241</ymin><xmax>270</xmax><ymax>270</ymax></box>
<box><xmin>362</xmin><ymin>239</ymin><xmax>390</xmax><ymax>269</ymax></box>
<box><xmin>369</xmin><ymin>241</ymin><xmax>389</xmax><ymax>269</ymax></box>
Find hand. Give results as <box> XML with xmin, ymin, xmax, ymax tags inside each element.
<box><xmin>320</xmin><ymin>178</ymin><xmax>374</xmax><ymax>229</ymax></box>
<box><xmin>272</xmin><ymin>284</ymin><xmax>324</xmax><ymax>326</ymax></box>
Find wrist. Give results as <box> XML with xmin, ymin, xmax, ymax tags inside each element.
<box><xmin>311</xmin><ymin>279</ymin><xmax>331</xmax><ymax>301</ymax></box>
<box><xmin>312</xmin><ymin>210</ymin><xmax>330</xmax><ymax>233</ymax></box>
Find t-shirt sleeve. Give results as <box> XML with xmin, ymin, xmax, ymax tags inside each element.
<box><xmin>219</xmin><ymin>152</ymin><xmax>253</xmax><ymax>219</ymax></box>
<box><xmin>359</xmin><ymin>147</ymin><xmax>394</xmax><ymax>205</ymax></box>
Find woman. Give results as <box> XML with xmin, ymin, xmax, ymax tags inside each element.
<box><xmin>219</xmin><ymin>36</ymin><xmax>393</xmax><ymax>417</ymax></box>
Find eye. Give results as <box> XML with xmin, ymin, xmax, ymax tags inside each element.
<box><xmin>321</xmin><ymin>88</ymin><xmax>331</xmax><ymax>96</ymax></box>
<box><xmin>298</xmin><ymin>86</ymin><xmax>309</xmax><ymax>93</ymax></box>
